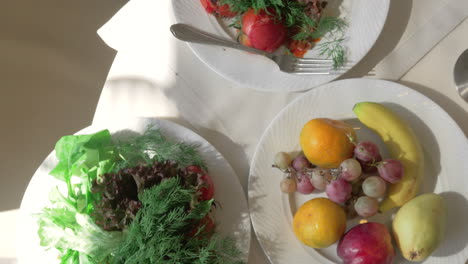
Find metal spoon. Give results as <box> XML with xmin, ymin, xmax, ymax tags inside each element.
<box><xmin>454</xmin><ymin>48</ymin><xmax>468</xmax><ymax>102</ymax></box>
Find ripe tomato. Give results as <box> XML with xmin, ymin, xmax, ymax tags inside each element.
<box><xmin>186</xmin><ymin>165</ymin><xmax>215</xmax><ymax>201</ymax></box>
<box><xmin>199</xmin><ymin>0</ymin><xmax>237</xmax><ymax>18</ymax></box>
<box><xmin>240</xmin><ymin>8</ymin><xmax>287</xmax><ymax>53</ymax></box>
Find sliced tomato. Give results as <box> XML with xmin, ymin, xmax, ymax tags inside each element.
<box><xmin>216</xmin><ymin>3</ymin><xmax>237</xmax><ymax>17</ymax></box>
<box><xmin>240</xmin><ymin>8</ymin><xmax>287</xmax><ymax>53</ymax></box>
<box><xmin>288</xmin><ymin>40</ymin><xmax>313</xmax><ymax>58</ymax></box>
<box><xmin>200</xmin><ymin>0</ymin><xmax>237</xmax><ymax>18</ymax></box>
<box><xmin>200</xmin><ymin>0</ymin><xmax>217</xmax><ymax>14</ymax></box>
<box><xmin>186</xmin><ymin>165</ymin><xmax>215</xmax><ymax>201</ymax></box>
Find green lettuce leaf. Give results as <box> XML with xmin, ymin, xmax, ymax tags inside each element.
<box><xmin>38</xmin><ymin>207</ymin><xmax>123</xmax><ymax>263</ymax></box>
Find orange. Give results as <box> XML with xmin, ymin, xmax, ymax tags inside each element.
<box><xmin>293</xmin><ymin>198</ymin><xmax>347</xmax><ymax>248</ymax></box>
<box><xmin>300</xmin><ymin>118</ymin><xmax>356</xmax><ymax>168</ymax></box>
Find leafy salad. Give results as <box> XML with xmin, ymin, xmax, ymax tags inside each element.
<box><xmin>36</xmin><ymin>127</ymin><xmax>243</xmax><ymax>264</ymax></box>
<box><xmin>200</xmin><ymin>0</ymin><xmax>347</xmax><ymax>68</ymax></box>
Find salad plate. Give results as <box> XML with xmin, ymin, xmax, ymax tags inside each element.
<box><xmin>172</xmin><ymin>1</ymin><xmax>389</xmax><ymax>92</ymax></box>
<box><xmin>17</xmin><ymin>117</ymin><xmax>251</xmax><ymax>263</ymax></box>
<box><xmin>249</xmin><ymin>79</ymin><xmax>468</xmax><ymax>263</ymax></box>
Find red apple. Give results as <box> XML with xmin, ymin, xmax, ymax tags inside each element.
<box><xmin>338</xmin><ymin>222</ymin><xmax>395</xmax><ymax>264</ymax></box>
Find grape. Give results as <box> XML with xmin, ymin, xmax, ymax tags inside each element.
<box><xmin>362</xmin><ymin>176</ymin><xmax>387</xmax><ymax>198</ymax></box>
<box><xmin>280</xmin><ymin>177</ymin><xmax>297</xmax><ymax>193</ymax></box>
<box><xmin>296</xmin><ymin>172</ymin><xmax>315</xmax><ymax>194</ymax></box>
<box><xmin>354</xmin><ymin>141</ymin><xmax>381</xmax><ymax>162</ymax></box>
<box><xmin>326</xmin><ymin>178</ymin><xmax>352</xmax><ymax>204</ymax></box>
<box><xmin>377</xmin><ymin>159</ymin><xmax>404</xmax><ymax>184</ymax></box>
<box><xmin>292</xmin><ymin>154</ymin><xmax>311</xmax><ymax>171</ymax></box>
<box><xmin>340</xmin><ymin>159</ymin><xmax>362</xmax><ymax>182</ymax></box>
<box><xmin>354</xmin><ymin>196</ymin><xmax>379</xmax><ymax>218</ymax></box>
<box><xmin>274</xmin><ymin>152</ymin><xmax>292</xmax><ymax>169</ymax></box>
<box><xmin>354</xmin><ymin>142</ymin><xmax>382</xmax><ymax>172</ymax></box>
<box><xmin>310</xmin><ymin>169</ymin><xmax>329</xmax><ymax>191</ymax></box>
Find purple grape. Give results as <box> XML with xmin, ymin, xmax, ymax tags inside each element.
<box><xmin>354</xmin><ymin>141</ymin><xmax>381</xmax><ymax>162</ymax></box>
<box><xmin>326</xmin><ymin>178</ymin><xmax>352</xmax><ymax>204</ymax></box>
<box><xmin>354</xmin><ymin>141</ymin><xmax>382</xmax><ymax>172</ymax></box>
<box><xmin>292</xmin><ymin>154</ymin><xmax>311</xmax><ymax>171</ymax></box>
<box><xmin>377</xmin><ymin>159</ymin><xmax>404</xmax><ymax>184</ymax></box>
<box><xmin>340</xmin><ymin>158</ymin><xmax>362</xmax><ymax>182</ymax></box>
<box><xmin>296</xmin><ymin>172</ymin><xmax>315</xmax><ymax>194</ymax></box>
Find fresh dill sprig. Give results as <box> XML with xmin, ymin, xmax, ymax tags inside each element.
<box><xmin>112</xmin><ymin>178</ymin><xmax>245</xmax><ymax>264</ymax></box>
<box><xmin>318</xmin><ymin>35</ymin><xmax>346</xmax><ymax>69</ymax></box>
<box><xmin>293</xmin><ymin>16</ymin><xmax>347</xmax><ymax>41</ymax></box>
<box><xmin>112</xmin><ymin>126</ymin><xmax>207</xmax><ymax>171</ymax></box>
<box><xmin>297</xmin><ymin>16</ymin><xmax>348</xmax><ymax>69</ymax></box>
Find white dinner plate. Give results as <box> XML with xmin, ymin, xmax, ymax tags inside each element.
<box><xmin>16</xmin><ymin>118</ymin><xmax>251</xmax><ymax>263</ymax></box>
<box><xmin>249</xmin><ymin>79</ymin><xmax>468</xmax><ymax>263</ymax></box>
<box><xmin>172</xmin><ymin>1</ymin><xmax>389</xmax><ymax>92</ymax></box>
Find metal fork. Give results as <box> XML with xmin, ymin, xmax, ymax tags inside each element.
<box><xmin>170</xmin><ymin>23</ymin><xmax>354</xmax><ymax>75</ymax></box>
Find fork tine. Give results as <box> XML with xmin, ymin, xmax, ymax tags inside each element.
<box><xmin>294</xmin><ymin>63</ymin><xmax>354</xmax><ymax>68</ymax></box>
<box><xmin>293</xmin><ymin>65</ymin><xmax>354</xmax><ymax>72</ymax></box>
<box><xmin>294</xmin><ymin>58</ymin><xmax>355</xmax><ymax>64</ymax></box>
<box><xmin>293</xmin><ymin>58</ymin><xmax>334</xmax><ymax>62</ymax></box>
<box><xmin>293</xmin><ymin>71</ymin><xmax>348</xmax><ymax>75</ymax></box>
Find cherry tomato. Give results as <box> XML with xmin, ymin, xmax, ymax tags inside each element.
<box><xmin>186</xmin><ymin>165</ymin><xmax>215</xmax><ymax>200</ymax></box>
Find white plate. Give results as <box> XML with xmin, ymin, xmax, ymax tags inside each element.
<box><xmin>249</xmin><ymin>79</ymin><xmax>468</xmax><ymax>263</ymax></box>
<box><xmin>16</xmin><ymin>118</ymin><xmax>251</xmax><ymax>263</ymax></box>
<box><xmin>172</xmin><ymin>1</ymin><xmax>389</xmax><ymax>92</ymax></box>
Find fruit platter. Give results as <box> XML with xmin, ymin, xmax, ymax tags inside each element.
<box><xmin>17</xmin><ymin>118</ymin><xmax>251</xmax><ymax>264</ymax></box>
<box><xmin>249</xmin><ymin>79</ymin><xmax>468</xmax><ymax>263</ymax></box>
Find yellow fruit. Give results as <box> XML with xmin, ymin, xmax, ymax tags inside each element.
<box><xmin>293</xmin><ymin>198</ymin><xmax>347</xmax><ymax>248</ymax></box>
<box><xmin>353</xmin><ymin>102</ymin><xmax>424</xmax><ymax>212</ymax></box>
<box><xmin>300</xmin><ymin>118</ymin><xmax>357</xmax><ymax>169</ymax></box>
<box><xmin>393</xmin><ymin>193</ymin><xmax>447</xmax><ymax>261</ymax></box>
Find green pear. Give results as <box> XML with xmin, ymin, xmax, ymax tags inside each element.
<box><xmin>392</xmin><ymin>193</ymin><xmax>447</xmax><ymax>262</ymax></box>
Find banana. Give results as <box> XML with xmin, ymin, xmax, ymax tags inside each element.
<box><xmin>353</xmin><ymin>102</ymin><xmax>424</xmax><ymax>212</ymax></box>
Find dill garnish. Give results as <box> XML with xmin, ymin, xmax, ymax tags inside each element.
<box><xmin>318</xmin><ymin>35</ymin><xmax>346</xmax><ymax>69</ymax></box>
<box><xmin>112</xmin><ymin>126</ymin><xmax>207</xmax><ymax>172</ymax></box>
<box><xmin>112</xmin><ymin>178</ymin><xmax>244</xmax><ymax>264</ymax></box>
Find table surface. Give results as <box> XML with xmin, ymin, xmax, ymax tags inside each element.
<box><xmin>92</xmin><ymin>1</ymin><xmax>468</xmax><ymax>263</ymax></box>
<box><xmin>2</xmin><ymin>0</ymin><xmax>468</xmax><ymax>263</ymax></box>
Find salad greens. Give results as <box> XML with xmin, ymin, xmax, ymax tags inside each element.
<box><xmin>113</xmin><ymin>178</ymin><xmax>242</xmax><ymax>264</ymax></box>
<box><xmin>36</xmin><ymin>127</ymin><xmax>242</xmax><ymax>264</ymax></box>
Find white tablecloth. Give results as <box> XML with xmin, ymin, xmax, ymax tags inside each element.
<box><xmin>2</xmin><ymin>0</ymin><xmax>468</xmax><ymax>262</ymax></box>
<box><xmin>92</xmin><ymin>0</ymin><xmax>468</xmax><ymax>263</ymax></box>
